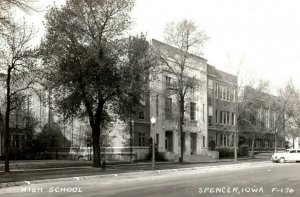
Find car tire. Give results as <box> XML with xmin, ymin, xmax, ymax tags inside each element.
<box><xmin>279</xmin><ymin>157</ymin><xmax>285</xmax><ymax>163</ymax></box>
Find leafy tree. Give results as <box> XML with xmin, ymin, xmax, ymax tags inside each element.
<box><xmin>32</xmin><ymin>120</ymin><xmax>71</xmax><ymax>159</ymax></box>
<box><xmin>153</xmin><ymin>19</ymin><xmax>208</xmax><ymax>164</ymax></box>
<box><xmin>40</xmin><ymin>0</ymin><xmax>151</xmax><ymax>168</ymax></box>
<box><xmin>114</xmin><ymin>34</ymin><xmax>155</xmax><ymax>156</ymax></box>
<box><xmin>0</xmin><ymin>18</ymin><xmax>37</xmax><ymax>172</ymax></box>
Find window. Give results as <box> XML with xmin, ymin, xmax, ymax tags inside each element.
<box><xmin>255</xmin><ymin>140</ymin><xmax>261</xmax><ymax>148</ymax></box>
<box><xmin>165</xmin><ymin>131</ymin><xmax>173</xmax><ymax>152</ymax></box>
<box><xmin>223</xmin><ymin>135</ymin><xmax>226</xmax><ymax>146</ymax></box>
<box><xmin>165</xmin><ymin>76</ymin><xmax>171</xmax><ymax>85</ymax></box>
<box><xmin>264</xmin><ymin>140</ymin><xmax>269</xmax><ymax>148</ymax></box>
<box><xmin>203</xmin><ymin>136</ymin><xmax>205</xmax><ymax>147</ymax></box>
<box><xmin>218</xmin><ymin>85</ymin><xmax>222</xmax><ymax>99</ymax></box>
<box><xmin>230</xmin><ymin>88</ymin><xmax>233</xmax><ymax>101</ymax></box>
<box><xmin>203</xmin><ymin>104</ymin><xmax>205</xmax><ymax>121</ymax></box>
<box><xmin>215</xmin><ymin>84</ymin><xmax>219</xmax><ymax>98</ymax></box>
<box><xmin>233</xmin><ymin>89</ymin><xmax>236</xmax><ymax>102</ymax></box>
<box><xmin>208</xmin><ymin>116</ymin><xmax>213</xmax><ymax>126</ymax></box>
<box><xmin>208</xmin><ymin>89</ymin><xmax>212</xmax><ymax>105</ymax></box>
<box><xmin>219</xmin><ymin>111</ymin><xmax>233</xmax><ymax>125</ymax></box>
<box><xmin>219</xmin><ymin>111</ymin><xmax>223</xmax><ymax>124</ymax></box>
<box><xmin>208</xmin><ymin>106</ymin><xmax>213</xmax><ymax>126</ymax></box>
<box><xmin>226</xmin><ymin>112</ymin><xmax>230</xmax><ymax>125</ymax></box>
<box><xmin>270</xmin><ymin>112</ymin><xmax>274</xmax><ymax>129</ymax></box>
<box><xmin>28</xmin><ymin>95</ymin><xmax>33</xmax><ymax>110</ymax></box>
<box><xmin>138</xmin><ymin>132</ymin><xmax>146</xmax><ymax>146</ymax></box>
<box><xmin>273</xmin><ymin>112</ymin><xmax>276</xmax><ymax>128</ymax></box>
<box><xmin>190</xmin><ymin>102</ymin><xmax>196</xmax><ymax>121</ymax></box>
<box><xmin>156</xmin><ymin>94</ymin><xmax>159</xmax><ymax>117</ymax></box>
<box><xmin>257</xmin><ymin>108</ymin><xmax>262</xmax><ymax>126</ymax></box>
<box><xmin>226</xmin><ymin>134</ymin><xmax>230</xmax><ymax>147</ymax></box>
<box><xmin>165</xmin><ymin>98</ymin><xmax>172</xmax><ymax>119</ymax></box>
<box><xmin>138</xmin><ymin>111</ymin><xmax>145</xmax><ymax>120</ymax></box>
<box><xmin>208</xmin><ymin>79</ymin><xmax>213</xmax><ymax>89</ymax></box>
<box><xmin>233</xmin><ymin>113</ymin><xmax>236</xmax><ymax>125</ymax></box>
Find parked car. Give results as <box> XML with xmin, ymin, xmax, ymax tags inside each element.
<box><xmin>271</xmin><ymin>149</ymin><xmax>300</xmax><ymax>163</ymax></box>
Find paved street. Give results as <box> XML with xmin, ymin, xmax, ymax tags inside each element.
<box><xmin>1</xmin><ymin>161</ymin><xmax>299</xmax><ymax>197</ymax></box>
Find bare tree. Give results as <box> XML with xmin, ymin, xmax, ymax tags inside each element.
<box><xmin>231</xmin><ymin>57</ymin><xmax>247</xmax><ymax>161</ymax></box>
<box><xmin>0</xmin><ymin>0</ymin><xmax>37</xmax><ymax>33</ymax></box>
<box><xmin>0</xmin><ymin>18</ymin><xmax>37</xmax><ymax>172</ymax></box>
<box><xmin>282</xmin><ymin>80</ymin><xmax>300</xmax><ymax>148</ymax></box>
<box><xmin>154</xmin><ymin>19</ymin><xmax>208</xmax><ymax>164</ymax></box>
<box><xmin>285</xmin><ymin>128</ymin><xmax>300</xmax><ymax>148</ymax></box>
<box><xmin>272</xmin><ymin>81</ymin><xmax>295</xmax><ymax>152</ymax></box>
<box><xmin>238</xmin><ymin>80</ymin><xmax>272</xmax><ymax>158</ymax></box>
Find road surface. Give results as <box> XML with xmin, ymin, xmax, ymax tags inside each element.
<box><xmin>1</xmin><ymin>161</ymin><xmax>299</xmax><ymax>197</ymax></box>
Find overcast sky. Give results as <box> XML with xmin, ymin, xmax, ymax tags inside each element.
<box><xmin>22</xmin><ymin>0</ymin><xmax>300</xmax><ymax>94</ymax></box>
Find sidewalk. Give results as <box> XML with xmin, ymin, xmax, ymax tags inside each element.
<box><xmin>0</xmin><ymin>158</ymin><xmax>256</xmax><ymax>172</ymax></box>
<box><xmin>0</xmin><ymin>157</ymin><xmax>269</xmax><ymax>187</ymax></box>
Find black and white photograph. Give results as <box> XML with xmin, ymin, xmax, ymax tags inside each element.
<box><xmin>0</xmin><ymin>0</ymin><xmax>300</xmax><ymax>196</ymax></box>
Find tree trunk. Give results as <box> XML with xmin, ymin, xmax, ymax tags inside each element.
<box><xmin>4</xmin><ymin>108</ymin><xmax>10</xmax><ymax>173</ymax></box>
<box><xmin>274</xmin><ymin>130</ymin><xmax>277</xmax><ymax>153</ymax></box>
<box><xmin>234</xmin><ymin>125</ymin><xmax>238</xmax><ymax>161</ymax></box>
<box><xmin>129</xmin><ymin>117</ymin><xmax>133</xmax><ymax>161</ymax></box>
<box><xmin>4</xmin><ymin>69</ymin><xmax>11</xmax><ymax>173</ymax></box>
<box><xmin>251</xmin><ymin>131</ymin><xmax>255</xmax><ymax>159</ymax></box>
<box><xmin>179</xmin><ymin>97</ymin><xmax>185</xmax><ymax>164</ymax></box>
<box><xmin>85</xmin><ymin>100</ymin><xmax>104</xmax><ymax>168</ymax></box>
<box><xmin>92</xmin><ymin>125</ymin><xmax>101</xmax><ymax>168</ymax></box>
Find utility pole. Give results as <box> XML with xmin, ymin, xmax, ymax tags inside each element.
<box><xmin>151</xmin><ymin>116</ymin><xmax>156</xmax><ymax>168</ymax></box>
<box><xmin>71</xmin><ymin>117</ymin><xmax>74</xmax><ymax>147</ymax></box>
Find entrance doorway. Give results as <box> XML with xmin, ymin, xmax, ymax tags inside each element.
<box><xmin>191</xmin><ymin>133</ymin><xmax>197</xmax><ymax>155</ymax></box>
<box><xmin>165</xmin><ymin>131</ymin><xmax>173</xmax><ymax>152</ymax></box>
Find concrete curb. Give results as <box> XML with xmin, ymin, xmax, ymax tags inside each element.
<box><xmin>0</xmin><ymin>161</ymin><xmax>271</xmax><ymax>189</ymax></box>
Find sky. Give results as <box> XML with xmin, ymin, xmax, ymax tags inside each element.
<box><xmin>20</xmin><ymin>0</ymin><xmax>300</xmax><ymax>94</ymax></box>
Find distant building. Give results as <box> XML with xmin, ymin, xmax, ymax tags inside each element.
<box><xmin>238</xmin><ymin>86</ymin><xmax>285</xmax><ymax>152</ymax></box>
<box><xmin>0</xmin><ymin>83</ymin><xmax>88</xmax><ymax>159</ymax></box>
<box><xmin>286</xmin><ymin>130</ymin><xmax>300</xmax><ymax>149</ymax></box>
